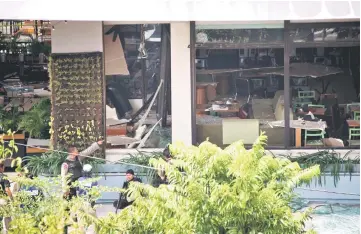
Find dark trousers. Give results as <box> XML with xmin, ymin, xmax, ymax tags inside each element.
<box><xmin>64</xmin><ymin>186</ymin><xmax>77</xmax><ymax>234</ymax></box>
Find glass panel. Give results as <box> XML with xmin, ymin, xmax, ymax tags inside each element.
<box><xmin>351</xmin><ymin>27</ymin><xmax>360</xmax><ymax>39</ymax></box>
<box><xmin>289</xmin><ymin>44</ymin><xmax>360</xmax><ymax>148</ymax></box>
<box><xmin>196</xmin><ymin>28</ymin><xmax>284</xmax><ymax>44</ymax></box>
<box><xmin>104</xmin><ymin>24</ymin><xmax>171</xmax><ymax>149</ymax></box>
<box><xmin>290</xmin><ymin>27</ymin><xmax>360</xmax><ymax>42</ymax></box>
<box><xmin>195</xmin><ymin>47</ymin><xmax>285</xmax><ymax>147</ymax></box>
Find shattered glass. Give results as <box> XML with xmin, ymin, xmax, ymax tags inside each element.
<box><xmin>292</xmin><ymin>199</ymin><xmax>360</xmax><ymax>234</ymax></box>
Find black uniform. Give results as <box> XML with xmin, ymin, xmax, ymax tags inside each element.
<box><xmin>113</xmin><ymin>177</ymin><xmax>142</xmax><ymax>210</ymax></box>
<box><xmin>0</xmin><ymin>172</ymin><xmax>10</xmax><ymax>195</ymax></box>
<box><xmin>64</xmin><ymin>157</ymin><xmax>83</xmax><ymax>199</ymax></box>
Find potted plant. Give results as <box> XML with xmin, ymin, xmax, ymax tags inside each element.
<box><xmin>18</xmin><ymin>98</ymin><xmax>51</xmax><ymax>139</ymax></box>
<box><xmin>23</xmin><ymin>150</ymin><xmax>67</xmax><ymax>177</ymax></box>
<box><xmin>17</xmin><ymin>98</ymin><xmax>51</xmax><ymax>154</ymax></box>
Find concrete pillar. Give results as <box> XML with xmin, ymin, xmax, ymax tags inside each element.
<box><xmin>51</xmin><ymin>21</ymin><xmax>103</xmax><ymax>53</ymax></box>
<box><xmin>170</xmin><ymin>22</ymin><xmax>192</xmax><ymax>145</ymax></box>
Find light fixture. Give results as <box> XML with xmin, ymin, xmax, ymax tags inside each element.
<box><xmin>64</xmin><ymin>20</ymin><xmax>67</xmax><ymax>24</ymax></box>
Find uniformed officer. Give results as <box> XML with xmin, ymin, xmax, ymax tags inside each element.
<box><xmin>61</xmin><ymin>141</ymin><xmax>103</xmax><ymax>199</ymax></box>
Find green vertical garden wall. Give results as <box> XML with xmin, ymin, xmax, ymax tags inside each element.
<box><xmin>49</xmin><ymin>52</ymin><xmax>104</xmax><ymax>155</ymax></box>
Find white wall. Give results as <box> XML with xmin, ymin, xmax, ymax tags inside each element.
<box><xmin>51</xmin><ymin>21</ymin><xmax>103</xmax><ymax>53</ymax></box>
<box><xmin>170</xmin><ymin>22</ymin><xmax>192</xmax><ymax>145</ymax></box>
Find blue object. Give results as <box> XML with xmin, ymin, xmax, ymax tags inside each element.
<box><xmin>77</xmin><ymin>176</ymin><xmax>98</xmax><ymax>196</ymax></box>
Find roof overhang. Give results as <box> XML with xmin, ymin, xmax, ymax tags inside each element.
<box><xmin>0</xmin><ymin>0</ymin><xmax>359</xmax><ymax>21</ymax></box>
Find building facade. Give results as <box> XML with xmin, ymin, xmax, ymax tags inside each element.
<box><xmin>0</xmin><ymin>1</ymin><xmax>360</xmax><ymax>157</ymax></box>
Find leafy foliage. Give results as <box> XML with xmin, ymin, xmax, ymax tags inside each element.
<box><xmin>285</xmin><ymin>150</ymin><xmax>360</xmax><ymax>187</ymax></box>
<box><xmin>106</xmin><ymin>134</ymin><xmax>319</xmax><ymax>233</ymax></box>
<box><xmin>57</xmin><ymin>121</ymin><xmax>99</xmax><ymax>152</ymax></box>
<box><xmin>1</xmin><ymin>135</ymin><xmax>320</xmax><ymax>233</ymax></box>
<box><xmin>0</xmin><ymin>176</ymin><xmax>104</xmax><ymax>234</ymax></box>
<box><xmin>0</xmin><ymin>107</ymin><xmax>21</xmax><ymax>133</ymax></box>
<box><xmin>0</xmin><ymin>130</ymin><xmax>18</xmax><ymax>162</ymax></box>
<box><xmin>29</xmin><ymin>38</ymin><xmax>51</xmax><ymax>56</ymax></box>
<box><xmin>23</xmin><ymin>150</ymin><xmax>67</xmax><ymax>176</ymax></box>
<box><xmin>120</xmin><ymin>151</ymin><xmax>163</xmax><ymax>183</ymax></box>
<box><xmin>50</xmin><ymin>53</ymin><xmax>104</xmax><ymax>153</ymax></box>
<box><xmin>18</xmin><ymin>98</ymin><xmax>51</xmax><ymax>139</ymax></box>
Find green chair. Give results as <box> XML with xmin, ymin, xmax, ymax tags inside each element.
<box><xmin>298</xmin><ymin>90</ymin><xmax>316</xmax><ymax>100</ymax></box>
<box><xmin>349</xmin><ymin>127</ymin><xmax>360</xmax><ymax>146</ymax></box>
<box><xmin>353</xmin><ymin>111</ymin><xmax>360</xmax><ymax>120</ymax></box>
<box><xmin>308</xmin><ymin>104</ymin><xmax>325</xmax><ymax>109</ymax></box>
<box><xmin>304</xmin><ymin>129</ymin><xmax>325</xmax><ymax>146</ymax></box>
<box><xmin>251</xmin><ymin>79</ymin><xmax>265</xmax><ymax>89</ymax></box>
<box><xmin>346</xmin><ymin>103</ymin><xmax>360</xmax><ymax>113</ymax></box>
<box><xmin>293</xmin><ymin>102</ymin><xmax>312</xmax><ymax>112</ymax></box>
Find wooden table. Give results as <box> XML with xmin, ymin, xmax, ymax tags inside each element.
<box><xmin>347</xmin><ymin>120</ymin><xmax>360</xmax><ymax>128</ymax></box>
<box><xmin>211</xmin><ymin>106</ymin><xmax>240</xmax><ymax>118</ymax></box>
<box><xmin>268</xmin><ymin>120</ymin><xmax>327</xmax><ymax>147</ymax></box>
<box><xmin>298</xmin><ymin>108</ymin><xmax>326</xmax><ymax>116</ymax></box>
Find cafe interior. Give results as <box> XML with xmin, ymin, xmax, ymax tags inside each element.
<box><xmin>194</xmin><ymin>21</ymin><xmax>360</xmax><ymax>149</ymax></box>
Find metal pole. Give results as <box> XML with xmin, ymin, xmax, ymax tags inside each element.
<box><xmin>101</xmin><ymin>21</ymin><xmax>107</xmax><ymax>159</ymax></box>
<box><xmin>140</xmin><ymin>24</ymin><xmax>147</xmax><ymax>105</ymax></box>
<box><xmin>283</xmin><ymin>20</ymin><xmax>291</xmax><ymax>148</ymax></box>
<box><xmin>158</xmin><ymin>24</ymin><xmax>168</xmax><ymax>127</ymax></box>
<box><xmin>190</xmin><ymin>21</ymin><xmax>196</xmax><ymax>145</ymax></box>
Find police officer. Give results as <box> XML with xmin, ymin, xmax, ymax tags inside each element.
<box><xmin>0</xmin><ymin>162</ymin><xmax>12</xmax><ymax>233</ymax></box>
<box><xmin>61</xmin><ymin>141</ymin><xmax>103</xmax><ymax>199</ymax></box>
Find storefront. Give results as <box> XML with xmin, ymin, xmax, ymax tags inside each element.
<box><xmin>193</xmin><ymin>20</ymin><xmax>360</xmax><ymax>150</ymax></box>
<box><xmin>0</xmin><ymin>1</ymin><xmax>360</xmax><ymax>156</ymax></box>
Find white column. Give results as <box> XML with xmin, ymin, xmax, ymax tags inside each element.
<box><xmin>170</xmin><ymin>22</ymin><xmax>192</xmax><ymax>145</ymax></box>
<box><xmin>51</xmin><ymin>21</ymin><xmax>103</xmax><ymax>53</ymax></box>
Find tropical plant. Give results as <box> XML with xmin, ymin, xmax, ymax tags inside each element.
<box><xmin>100</xmin><ymin>134</ymin><xmax>320</xmax><ymax>233</ymax></box>
<box><xmin>18</xmin><ymin>98</ymin><xmax>51</xmax><ymax>139</ymax></box>
<box><xmin>29</xmin><ymin>38</ymin><xmax>51</xmax><ymax>56</ymax></box>
<box><xmin>23</xmin><ymin>149</ymin><xmax>104</xmax><ymax>177</ymax></box>
<box><xmin>23</xmin><ymin>150</ymin><xmax>67</xmax><ymax>176</ymax></box>
<box><xmin>0</xmin><ymin>130</ymin><xmax>18</xmax><ymax>162</ymax></box>
<box><xmin>0</xmin><ymin>106</ymin><xmax>21</xmax><ymax>133</ymax></box>
<box><xmin>285</xmin><ymin>150</ymin><xmax>360</xmax><ymax>187</ymax></box>
<box><xmin>0</xmin><ymin>175</ymin><xmax>109</xmax><ymax>234</ymax></box>
<box><xmin>1</xmin><ymin>135</ymin><xmax>321</xmax><ymax>233</ymax></box>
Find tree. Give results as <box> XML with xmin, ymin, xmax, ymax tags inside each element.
<box><xmin>112</xmin><ymin>134</ymin><xmax>319</xmax><ymax>234</ymax></box>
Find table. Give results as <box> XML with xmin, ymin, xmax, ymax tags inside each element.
<box><xmin>210</xmin><ymin>105</ymin><xmax>240</xmax><ymax>118</ymax></box>
<box><xmin>347</xmin><ymin>120</ymin><xmax>360</xmax><ymax>128</ymax></box>
<box><xmin>268</xmin><ymin>120</ymin><xmax>327</xmax><ymax>147</ymax></box>
<box><xmin>298</xmin><ymin>108</ymin><xmax>326</xmax><ymax>116</ymax></box>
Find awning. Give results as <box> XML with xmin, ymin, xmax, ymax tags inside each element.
<box><xmin>0</xmin><ymin>0</ymin><xmax>359</xmax><ymax>21</ymax></box>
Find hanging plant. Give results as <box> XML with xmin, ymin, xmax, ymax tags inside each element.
<box><xmin>285</xmin><ymin>150</ymin><xmax>360</xmax><ymax>187</ymax></box>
